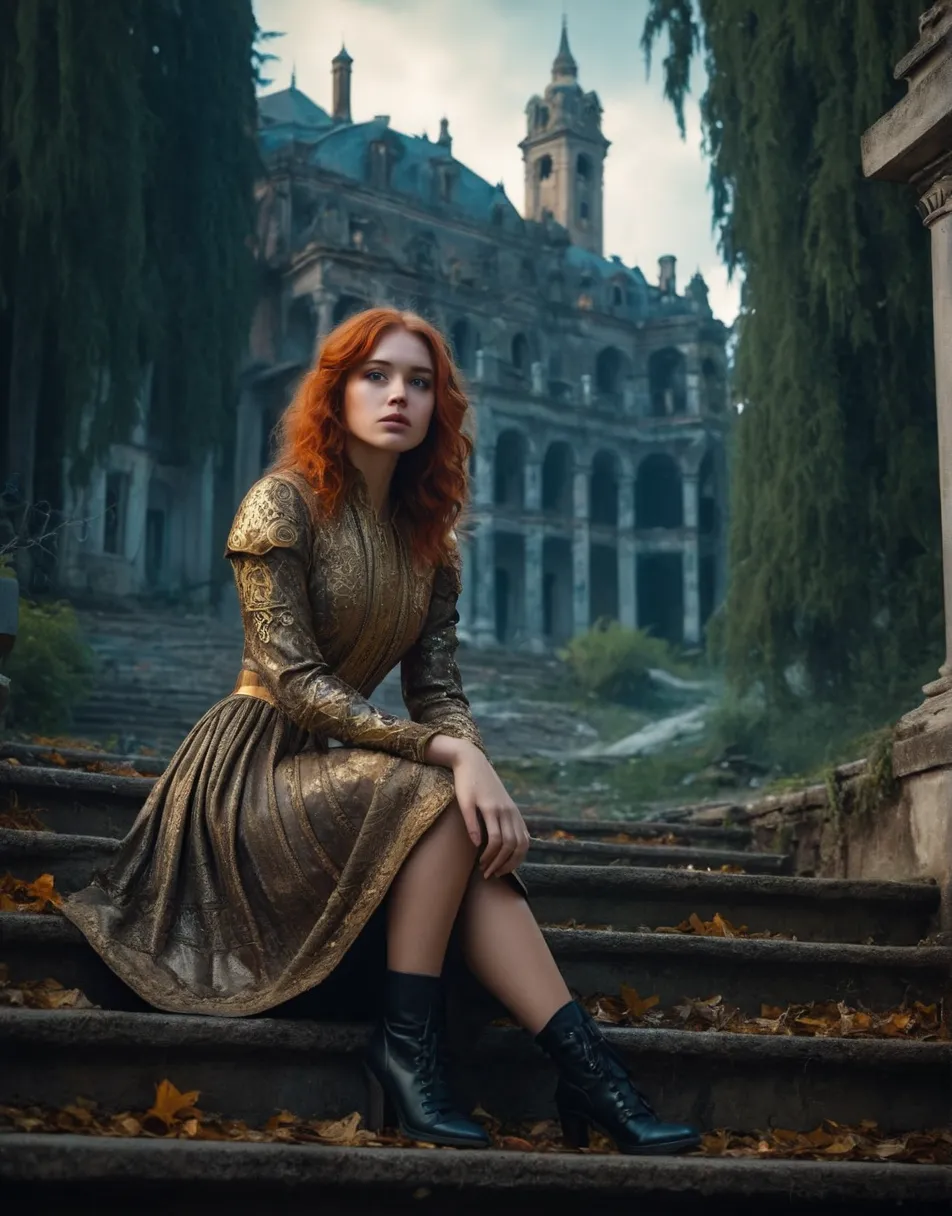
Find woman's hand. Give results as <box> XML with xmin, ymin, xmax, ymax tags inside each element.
<box><xmin>426</xmin><ymin>735</ymin><xmax>530</xmax><ymax>878</ymax></box>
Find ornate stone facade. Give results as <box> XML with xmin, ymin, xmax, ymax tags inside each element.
<box><xmin>56</xmin><ymin>24</ymin><xmax>729</xmax><ymax>651</ymax></box>
<box><xmin>238</xmin><ymin>25</ymin><xmax>730</xmax><ymax>651</ymax></box>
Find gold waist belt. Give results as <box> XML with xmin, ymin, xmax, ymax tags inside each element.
<box><xmin>232</xmin><ymin>670</ymin><xmax>277</xmax><ymax>708</ymax></box>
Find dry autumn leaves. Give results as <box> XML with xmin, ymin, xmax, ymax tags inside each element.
<box><xmin>1</xmin><ymin>1082</ymin><xmax>949</xmax><ymax>1165</ymax></box>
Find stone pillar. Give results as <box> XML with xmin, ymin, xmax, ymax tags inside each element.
<box><xmin>859</xmin><ymin>3</ymin><xmax>952</xmax><ymax>914</ymax></box>
<box><xmin>861</xmin><ymin>3</ymin><xmax>952</xmax><ymax>741</ymax></box>
<box><xmin>524</xmin><ymin>458</ymin><xmax>544</xmax><ymax>652</ymax></box>
<box><xmin>312</xmin><ymin>290</ymin><xmax>336</xmax><ymax>354</ymax></box>
<box><xmin>125</xmin><ymin>451</ymin><xmax>151</xmax><ymax>586</ymax></box>
<box><xmin>682</xmin><ymin>472</ymin><xmax>699</xmax><ymax>530</ymax></box>
<box><xmin>572</xmin><ymin>465</ymin><xmax>590</xmax><ymax>636</ymax></box>
<box><xmin>682</xmin><ymin>473</ymin><xmax>700</xmax><ymax>643</ymax></box>
<box><xmin>922</xmin><ymin>171</ymin><xmax>952</xmax><ymax>681</ymax></box>
<box><xmin>470</xmin><ymin>442</ymin><xmax>496</xmax><ymax>647</ymax></box>
<box><xmin>682</xmin><ymin>538</ymin><xmax>701</xmax><ymax>645</ymax></box>
<box><xmin>617</xmin><ymin>474</ymin><xmax>636</xmax><ymax>629</ymax></box>
<box><xmin>457</xmin><ymin>532</ymin><xmax>474</xmax><ymax>642</ymax></box>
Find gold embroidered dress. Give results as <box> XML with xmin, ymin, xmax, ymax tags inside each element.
<box><xmin>63</xmin><ymin>468</ymin><xmax>493</xmax><ymax>1017</ymax></box>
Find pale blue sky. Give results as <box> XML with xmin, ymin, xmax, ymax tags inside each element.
<box><xmin>252</xmin><ymin>0</ymin><xmax>741</xmax><ymax>325</ymax></box>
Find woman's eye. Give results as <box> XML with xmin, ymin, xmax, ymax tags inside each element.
<box><xmin>412</xmin><ymin>378</ymin><xmax>432</xmax><ymax>390</ymax></box>
<box><xmin>366</xmin><ymin>370</ymin><xmax>385</xmax><ymax>382</ymax></box>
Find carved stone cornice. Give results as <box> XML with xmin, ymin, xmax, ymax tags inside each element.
<box><xmin>918</xmin><ymin>174</ymin><xmax>952</xmax><ymax>225</ymax></box>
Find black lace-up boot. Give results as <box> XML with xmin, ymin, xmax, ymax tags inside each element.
<box><xmin>536</xmin><ymin>999</ymin><xmax>701</xmax><ymax>1155</ymax></box>
<box><xmin>364</xmin><ymin>971</ymin><xmax>490</xmax><ymax>1148</ymax></box>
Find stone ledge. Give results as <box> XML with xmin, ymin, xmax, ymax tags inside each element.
<box><xmin>527</xmin><ymin>837</ymin><xmax>789</xmax><ymax>873</ymax></box>
<box><xmin>0</xmin><ymin>763</ymin><xmax>154</xmax><ymax>800</ymax></box>
<box><xmin>521</xmin><ymin>863</ymin><xmax>940</xmax><ymax>910</ymax></box>
<box><xmin>2</xmin><ymin>1007</ymin><xmax>949</xmax><ymax>1069</ymax></box>
<box><xmin>4</xmin><ymin>911</ymin><xmax>949</xmax><ymax>972</ymax></box>
<box><xmin>1</xmin><ymin>1135</ymin><xmax>950</xmax><ymax>1203</ymax></box>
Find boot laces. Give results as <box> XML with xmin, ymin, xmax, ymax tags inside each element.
<box><xmin>414</xmin><ymin>1021</ymin><xmax>456</xmax><ymax>1119</ymax></box>
<box><xmin>573</xmin><ymin>1025</ymin><xmax>658</xmax><ymax>1122</ymax></box>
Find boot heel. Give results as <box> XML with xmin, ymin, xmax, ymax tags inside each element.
<box><xmin>558</xmin><ymin>1104</ymin><xmax>590</xmax><ymax>1149</ymax></box>
<box><xmin>364</xmin><ymin>1065</ymin><xmax>388</xmax><ymax>1132</ymax></box>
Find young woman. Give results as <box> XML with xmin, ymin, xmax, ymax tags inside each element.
<box><xmin>64</xmin><ymin>308</ymin><xmax>700</xmax><ymax>1156</ymax></box>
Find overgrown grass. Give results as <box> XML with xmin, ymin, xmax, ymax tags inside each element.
<box><xmin>4</xmin><ymin>599</ymin><xmax>97</xmax><ymax>734</ymax></box>
<box><xmin>559</xmin><ymin>621</ymin><xmax>696</xmax><ymax>709</ymax></box>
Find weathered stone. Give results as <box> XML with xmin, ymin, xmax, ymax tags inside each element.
<box><xmin>2</xmin><ymin>1008</ymin><xmax>950</xmax><ymax>1133</ymax></box>
<box><xmin>1</xmin><ymin>1135</ymin><xmax>950</xmax><ymax>1215</ymax></box>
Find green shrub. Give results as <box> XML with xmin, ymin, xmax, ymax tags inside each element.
<box><xmin>558</xmin><ymin>620</ymin><xmax>688</xmax><ymax>707</ymax></box>
<box><xmin>4</xmin><ymin>599</ymin><xmax>97</xmax><ymax>733</ymax></box>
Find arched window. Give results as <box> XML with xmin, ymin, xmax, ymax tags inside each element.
<box><xmin>701</xmin><ymin>356</ymin><xmax>724</xmax><ymax>413</ymax></box>
<box><xmin>283</xmin><ymin>297</ymin><xmax>316</xmax><ymax>365</ymax></box>
<box><xmin>511</xmin><ymin>333</ymin><xmax>530</xmax><ymax>373</ymax></box>
<box><xmin>636</xmin><ymin>454</ymin><xmax>683</xmax><ymax>528</ymax></box>
<box><xmin>542</xmin><ymin>442</ymin><xmax>573</xmax><ymax>518</ymax></box>
<box><xmin>648</xmin><ymin>347</ymin><xmax>688</xmax><ymax>416</ymax></box>
<box><xmin>537</xmin><ymin>155</ymin><xmax>553</xmax><ymax>181</ymax></box>
<box><xmin>698</xmin><ymin>451</ymin><xmax>718</xmax><ymax>535</ymax></box>
<box><xmin>595</xmin><ymin>347</ymin><xmax>624</xmax><ymax>395</ymax></box>
<box><xmin>494</xmin><ymin>430</ymin><xmax>527</xmax><ymax>508</ymax></box>
<box><xmin>579</xmin><ymin>200</ymin><xmax>590</xmax><ymax>221</ymax></box>
<box><xmin>577</xmin><ymin>154</ymin><xmax>592</xmax><ymax>182</ymax></box>
<box><xmin>451</xmin><ymin>318</ymin><xmax>473</xmax><ymax>372</ymax></box>
<box><xmin>590</xmin><ymin>451</ymin><xmax>619</xmax><ymax>526</ymax></box>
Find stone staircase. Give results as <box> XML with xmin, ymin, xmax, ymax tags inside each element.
<box><xmin>68</xmin><ymin>607</ymin><xmax>576</xmax><ymax>757</ymax></box>
<box><xmin>0</xmin><ymin>746</ymin><xmax>950</xmax><ymax>1212</ymax></box>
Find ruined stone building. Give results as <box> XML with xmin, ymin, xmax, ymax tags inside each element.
<box><xmin>58</xmin><ymin>23</ymin><xmax>730</xmax><ymax>652</ymax></box>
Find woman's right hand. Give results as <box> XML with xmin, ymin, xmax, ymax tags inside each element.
<box><xmin>424</xmin><ymin>733</ymin><xmax>530</xmax><ymax>877</ymax></box>
<box><xmin>437</xmin><ymin>736</ymin><xmax>530</xmax><ymax>879</ymax></box>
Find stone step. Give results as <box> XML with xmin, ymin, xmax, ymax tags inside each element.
<box><xmin>522</xmin><ymin>815</ymin><xmax>754</xmax><ymax>847</ymax></box>
<box><xmin>3</xmin><ymin>913</ymin><xmax>949</xmax><ymax>1016</ymax></box>
<box><xmin>2</xmin><ymin>1008</ymin><xmax>950</xmax><ymax>1134</ymax></box>
<box><xmin>0</xmin><ymin>803</ymin><xmax>781</xmax><ymax>873</ymax></box>
<box><xmin>0</xmin><ymin>741</ymin><xmax>167</xmax><ymax>776</ymax></box>
<box><xmin>526</xmin><ymin>836</ymin><xmax>789</xmax><ymax>873</ymax></box>
<box><xmin>3</xmin><ymin>1134</ymin><xmax>949</xmax><ymax>1216</ymax></box>
<box><xmin>0</xmin><ymin>830</ymin><xmax>938</xmax><ymax>946</ymax></box>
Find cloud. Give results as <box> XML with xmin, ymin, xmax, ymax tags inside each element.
<box><xmin>253</xmin><ymin>0</ymin><xmax>741</xmax><ymax>324</ymax></box>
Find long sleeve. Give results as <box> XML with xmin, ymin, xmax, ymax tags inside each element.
<box><xmin>400</xmin><ymin>551</ymin><xmax>488</xmax><ymax>757</ymax></box>
<box><xmin>225</xmin><ymin>475</ymin><xmax>440</xmax><ymax>764</ymax></box>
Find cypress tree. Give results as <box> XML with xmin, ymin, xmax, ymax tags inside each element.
<box><xmin>0</xmin><ymin>0</ymin><xmax>260</xmax><ymax>513</ymax></box>
<box><xmin>643</xmin><ymin>1</ymin><xmax>939</xmax><ymax>705</ymax></box>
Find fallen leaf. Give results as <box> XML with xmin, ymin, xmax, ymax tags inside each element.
<box><xmin>619</xmin><ymin>985</ymin><xmax>660</xmax><ymax>1019</ymax></box>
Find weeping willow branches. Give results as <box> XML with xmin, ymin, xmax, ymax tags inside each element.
<box><xmin>0</xmin><ymin>0</ymin><xmax>260</xmax><ymax>501</ymax></box>
<box><xmin>643</xmin><ymin>0</ymin><xmax>938</xmax><ymax>702</ymax></box>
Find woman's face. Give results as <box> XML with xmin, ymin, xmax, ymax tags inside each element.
<box><xmin>343</xmin><ymin>327</ymin><xmax>435</xmax><ymax>455</ymax></box>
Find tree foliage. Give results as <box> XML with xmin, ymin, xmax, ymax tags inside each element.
<box><xmin>643</xmin><ymin>1</ymin><xmax>939</xmax><ymax>703</ymax></box>
<box><xmin>0</xmin><ymin>0</ymin><xmax>261</xmax><ymax>502</ymax></box>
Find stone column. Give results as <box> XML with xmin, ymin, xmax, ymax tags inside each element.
<box><xmin>572</xmin><ymin>465</ymin><xmax>590</xmax><ymax>636</ymax></box>
<box><xmin>524</xmin><ymin>458</ymin><xmax>545</xmax><ymax>652</ymax></box>
<box><xmin>861</xmin><ymin>2</ymin><xmax>952</xmax><ymax>749</ymax></box>
<box><xmin>312</xmin><ymin>290</ymin><xmax>336</xmax><ymax>354</ymax></box>
<box><xmin>457</xmin><ymin>532</ymin><xmax>474</xmax><ymax>642</ymax></box>
<box><xmin>922</xmin><ymin>173</ymin><xmax>952</xmax><ymax>681</ymax></box>
<box><xmin>859</xmin><ymin>3</ymin><xmax>952</xmax><ymax>913</ymax></box>
<box><xmin>682</xmin><ymin>473</ymin><xmax>701</xmax><ymax>644</ymax></box>
<box><xmin>617</xmin><ymin>474</ymin><xmax>636</xmax><ymax>628</ymax></box>
<box><xmin>470</xmin><ymin>442</ymin><xmax>496</xmax><ymax>647</ymax></box>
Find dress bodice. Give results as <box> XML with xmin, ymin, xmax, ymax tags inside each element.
<box><xmin>222</xmin><ymin>469</ymin><xmax>484</xmax><ymax>763</ymax></box>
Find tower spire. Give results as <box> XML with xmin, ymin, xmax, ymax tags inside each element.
<box><xmin>332</xmin><ymin>44</ymin><xmax>353</xmax><ymax>124</ymax></box>
<box><xmin>552</xmin><ymin>16</ymin><xmax>578</xmax><ymax>81</ymax></box>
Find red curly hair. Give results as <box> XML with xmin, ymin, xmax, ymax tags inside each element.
<box><xmin>270</xmin><ymin>308</ymin><xmax>474</xmax><ymax>569</ymax></box>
